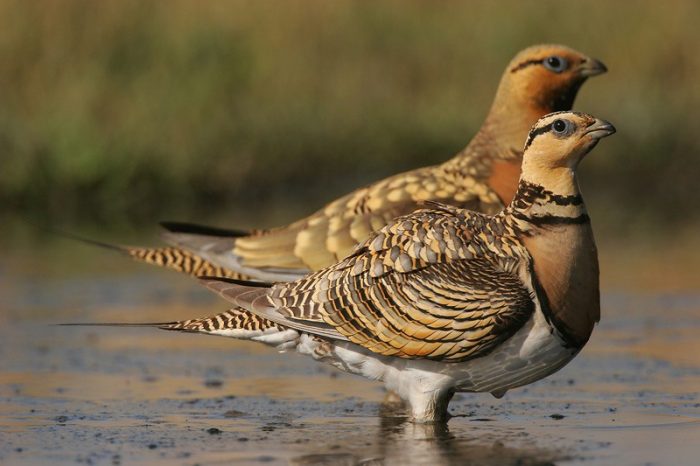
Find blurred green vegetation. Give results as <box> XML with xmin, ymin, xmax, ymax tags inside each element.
<box><xmin>0</xmin><ymin>0</ymin><xmax>698</xmax><ymax>237</ymax></box>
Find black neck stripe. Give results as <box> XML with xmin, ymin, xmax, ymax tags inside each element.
<box><xmin>512</xmin><ymin>210</ymin><xmax>590</xmax><ymax>226</ymax></box>
<box><xmin>515</xmin><ymin>181</ymin><xmax>584</xmax><ymax>206</ymax></box>
<box><xmin>549</xmin><ymin>193</ymin><xmax>584</xmax><ymax>206</ymax></box>
<box><xmin>522</xmin><ymin>213</ymin><xmax>590</xmax><ymax>226</ymax></box>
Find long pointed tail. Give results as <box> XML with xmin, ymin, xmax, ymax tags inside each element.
<box><xmin>158</xmin><ymin>308</ymin><xmax>282</xmax><ymax>335</ymax></box>
<box><xmin>61</xmin><ymin>309</ymin><xmax>294</xmax><ymax>343</ymax></box>
<box><xmin>60</xmin><ymin>321</ymin><xmax>175</xmax><ymax>328</ymax></box>
<box><xmin>59</xmin><ymin>309</ymin><xmax>280</xmax><ymax>334</ymax></box>
<box><xmin>42</xmin><ymin>227</ymin><xmax>127</xmax><ymax>254</ymax></box>
<box><xmin>47</xmin><ymin>226</ymin><xmax>251</xmax><ymax>280</ymax></box>
<box><xmin>126</xmin><ymin>246</ymin><xmax>249</xmax><ymax>280</ymax></box>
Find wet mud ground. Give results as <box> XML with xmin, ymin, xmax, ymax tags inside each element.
<box><xmin>1</xmin><ymin>249</ymin><xmax>700</xmax><ymax>465</ymax></box>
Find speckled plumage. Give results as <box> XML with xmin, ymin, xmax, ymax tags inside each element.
<box><xmin>125</xmin><ymin>44</ymin><xmax>606</xmax><ymax>282</ymax></box>
<box><xmin>160</xmin><ymin>112</ymin><xmax>614</xmax><ymax>422</ymax></box>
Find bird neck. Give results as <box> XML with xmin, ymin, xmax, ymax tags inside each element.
<box><xmin>440</xmin><ymin>87</ymin><xmax>553</xmax><ymax>204</ymax></box>
<box><xmin>446</xmin><ymin>107</ymin><xmax>533</xmax><ymax>170</ymax></box>
<box><xmin>503</xmin><ymin>175</ymin><xmax>600</xmax><ymax>349</ymax></box>
<box><xmin>505</xmin><ymin>172</ymin><xmax>587</xmax><ymax>226</ymax></box>
<box><xmin>519</xmin><ymin>152</ymin><xmax>582</xmax><ymax>196</ymax></box>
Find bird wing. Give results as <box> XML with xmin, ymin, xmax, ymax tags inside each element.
<box><xmin>194</xmin><ymin>166</ymin><xmax>491</xmax><ymax>281</ymax></box>
<box><xmin>160</xmin><ymin>223</ymin><xmax>310</xmax><ymax>282</ymax></box>
<box><xmin>203</xmin><ymin>204</ymin><xmax>534</xmax><ymax>362</ymax></box>
<box><xmin>124</xmin><ymin>166</ymin><xmax>495</xmax><ymax>283</ymax></box>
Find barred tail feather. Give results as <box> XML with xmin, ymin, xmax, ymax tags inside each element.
<box><xmin>63</xmin><ymin>309</ymin><xmax>300</xmax><ymax>349</ymax></box>
<box><xmin>45</xmin><ymin>225</ymin><xmax>253</xmax><ymax>281</ymax></box>
<box><xmin>127</xmin><ymin>246</ymin><xmax>251</xmax><ymax>280</ymax></box>
<box><xmin>160</xmin><ymin>308</ymin><xmax>280</xmax><ymax>334</ymax></box>
<box><xmin>159</xmin><ymin>309</ymin><xmax>300</xmax><ymax>348</ymax></box>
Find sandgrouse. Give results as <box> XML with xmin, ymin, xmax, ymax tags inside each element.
<box><xmin>123</xmin><ymin>44</ymin><xmax>606</xmax><ymax>282</ymax></box>
<box><xmin>142</xmin><ymin>111</ymin><xmax>614</xmax><ymax>422</ymax></box>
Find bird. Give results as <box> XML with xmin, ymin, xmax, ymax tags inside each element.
<box><xmin>120</xmin><ymin>44</ymin><xmax>607</xmax><ymax>282</ymax></box>
<box><xmin>135</xmin><ymin>111</ymin><xmax>615</xmax><ymax>422</ymax></box>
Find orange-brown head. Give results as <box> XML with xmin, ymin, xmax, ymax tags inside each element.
<box><xmin>474</xmin><ymin>45</ymin><xmax>606</xmax><ymax>204</ymax></box>
<box><xmin>495</xmin><ymin>44</ymin><xmax>607</xmax><ymax>115</ymax></box>
<box><xmin>480</xmin><ymin>45</ymin><xmax>606</xmax><ymax>155</ymax></box>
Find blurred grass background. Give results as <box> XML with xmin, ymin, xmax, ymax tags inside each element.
<box><xmin>0</xmin><ymin>0</ymin><xmax>698</xmax><ymax>246</ymax></box>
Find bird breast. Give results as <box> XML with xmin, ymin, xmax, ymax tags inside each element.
<box><xmin>522</xmin><ymin>222</ymin><xmax>600</xmax><ymax>348</ymax></box>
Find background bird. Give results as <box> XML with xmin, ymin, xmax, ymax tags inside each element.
<box><xmin>118</xmin><ymin>44</ymin><xmax>606</xmax><ymax>282</ymax></box>
<box><xmin>113</xmin><ymin>111</ymin><xmax>614</xmax><ymax>422</ymax></box>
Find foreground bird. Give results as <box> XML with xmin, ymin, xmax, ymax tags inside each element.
<box><xmin>142</xmin><ymin>111</ymin><xmax>614</xmax><ymax>422</ymax></box>
<box><xmin>124</xmin><ymin>44</ymin><xmax>606</xmax><ymax>282</ymax></box>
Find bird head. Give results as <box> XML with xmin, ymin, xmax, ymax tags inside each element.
<box><xmin>496</xmin><ymin>44</ymin><xmax>607</xmax><ymax>115</ymax></box>
<box><xmin>521</xmin><ymin>112</ymin><xmax>615</xmax><ymax>177</ymax></box>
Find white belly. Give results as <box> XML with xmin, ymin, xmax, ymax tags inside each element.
<box><xmin>445</xmin><ymin>310</ymin><xmax>577</xmax><ymax>393</ymax></box>
<box><xmin>290</xmin><ymin>308</ymin><xmax>577</xmax><ymax>397</ymax></box>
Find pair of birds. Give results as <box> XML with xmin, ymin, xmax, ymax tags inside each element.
<box><xmin>96</xmin><ymin>44</ymin><xmax>614</xmax><ymax>423</ymax></box>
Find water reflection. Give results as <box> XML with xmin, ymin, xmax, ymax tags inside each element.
<box><xmin>384</xmin><ymin>419</ymin><xmax>560</xmax><ymax>466</ymax></box>
<box><xmin>290</xmin><ymin>414</ymin><xmax>562</xmax><ymax>466</ymax></box>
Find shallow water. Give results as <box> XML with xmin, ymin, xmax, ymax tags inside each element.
<box><xmin>1</xmin><ymin>246</ymin><xmax>699</xmax><ymax>465</ymax></box>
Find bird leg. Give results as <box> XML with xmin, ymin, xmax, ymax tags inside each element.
<box><xmin>382</xmin><ymin>389</ymin><xmax>406</xmax><ymax>407</ymax></box>
<box><xmin>406</xmin><ymin>386</ymin><xmax>455</xmax><ymax>423</ymax></box>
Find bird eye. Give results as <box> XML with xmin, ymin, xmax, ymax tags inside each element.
<box><xmin>552</xmin><ymin>119</ymin><xmax>569</xmax><ymax>134</ymax></box>
<box><xmin>543</xmin><ymin>56</ymin><xmax>568</xmax><ymax>73</ymax></box>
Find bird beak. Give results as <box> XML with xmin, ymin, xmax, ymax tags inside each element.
<box><xmin>578</xmin><ymin>57</ymin><xmax>607</xmax><ymax>77</ymax></box>
<box><xmin>584</xmin><ymin>119</ymin><xmax>616</xmax><ymax>139</ymax></box>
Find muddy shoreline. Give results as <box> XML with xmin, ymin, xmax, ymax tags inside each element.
<box><xmin>1</xmin><ymin>270</ymin><xmax>699</xmax><ymax>465</ymax></box>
